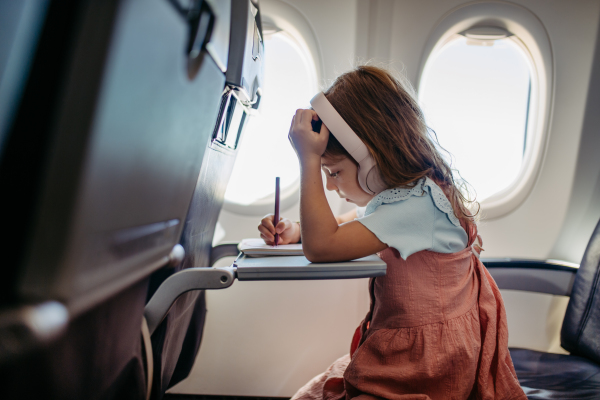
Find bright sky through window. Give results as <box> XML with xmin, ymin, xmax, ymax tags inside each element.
<box><xmin>419</xmin><ymin>37</ymin><xmax>531</xmax><ymax>201</ymax></box>
<box><xmin>225</xmin><ymin>33</ymin><xmax>314</xmax><ymax>205</ymax></box>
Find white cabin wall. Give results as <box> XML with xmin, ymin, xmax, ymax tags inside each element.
<box><xmin>552</xmin><ymin>13</ymin><xmax>600</xmax><ymax>262</ymax></box>
<box><xmin>286</xmin><ymin>0</ymin><xmax>359</xmax><ymax>85</ymax></box>
<box><xmin>487</xmin><ymin>0</ymin><xmax>600</xmax><ymax>262</ymax></box>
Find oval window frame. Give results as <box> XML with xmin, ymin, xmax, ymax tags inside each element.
<box><xmin>417</xmin><ymin>1</ymin><xmax>553</xmax><ymax>219</ymax></box>
<box><xmin>222</xmin><ymin>0</ymin><xmax>323</xmax><ymax>216</ymax></box>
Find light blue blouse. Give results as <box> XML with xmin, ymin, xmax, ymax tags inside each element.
<box><xmin>356</xmin><ymin>177</ymin><xmax>468</xmax><ymax>260</ymax></box>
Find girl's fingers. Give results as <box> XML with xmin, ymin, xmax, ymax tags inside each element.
<box><xmin>259</xmin><ymin>216</ymin><xmax>276</xmax><ymax>235</ymax></box>
<box><xmin>259</xmin><ymin>227</ymin><xmax>274</xmax><ymax>242</ymax></box>
<box><xmin>260</xmin><ymin>225</ymin><xmax>275</xmax><ymax>239</ymax></box>
<box><xmin>288</xmin><ymin>109</ymin><xmax>329</xmax><ymax>158</ymax></box>
<box><xmin>261</xmin><ymin>213</ymin><xmax>276</xmax><ymax>224</ymax></box>
<box><xmin>260</xmin><ymin>234</ymin><xmax>274</xmax><ymax>245</ymax></box>
<box><xmin>275</xmin><ymin>218</ymin><xmax>291</xmax><ymax>234</ymax></box>
<box><xmin>298</xmin><ymin>109</ymin><xmax>314</xmax><ymax>127</ymax></box>
<box><xmin>294</xmin><ymin>109</ymin><xmax>311</xmax><ymax>127</ymax></box>
<box><xmin>260</xmin><ymin>215</ymin><xmax>295</xmax><ymax>244</ymax></box>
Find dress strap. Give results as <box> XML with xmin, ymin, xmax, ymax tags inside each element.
<box><xmin>461</xmin><ymin>220</ymin><xmax>483</xmax><ymax>257</ymax></box>
<box><xmin>471</xmin><ymin>234</ymin><xmax>484</xmax><ymax>258</ymax></box>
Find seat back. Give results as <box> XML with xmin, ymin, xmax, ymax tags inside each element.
<box><xmin>561</xmin><ymin>219</ymin><xmax>600</xmax><ymax>363</ymax></box>
<box><xmin>146</xmin><ymin>1</ymin><xmax>264</xmax><ymax>398</ymax></box>
<box><xmin>0</xmin><ymin>0</ymin><xmax>227</xmax><ymax>398</ymax></box>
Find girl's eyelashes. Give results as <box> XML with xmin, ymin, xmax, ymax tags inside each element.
<box><xmin>329</xmin><ymin>171</ymin><xmax>340</xmax><ymax>178</ymax></box>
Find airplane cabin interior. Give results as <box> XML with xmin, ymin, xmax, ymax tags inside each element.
<box><xmin>1</xmin><ymin>0</ymin><xmax>600</xmax><ymax>399</ymax></box>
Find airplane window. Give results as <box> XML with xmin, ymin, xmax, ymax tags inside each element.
<box><xmin>224</xmin><ymin>31</ymin><xmax>317</xmax><ymax>206</ymax></box>
<box><xmin>419</xmin><ymin>35</ymin><xmax>532</xmax><ymax>201</ymax></box>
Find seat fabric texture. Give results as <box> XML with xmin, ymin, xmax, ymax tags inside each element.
<box><xmin>510</xmin><ymin>348</ymin><xmax>600</xmax><ymax>399</ymax></box>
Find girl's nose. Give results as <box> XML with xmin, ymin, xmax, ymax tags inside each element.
<box><xmin>325</xmin><ymin>177</ymin><xmax>337</xmax><ymax>191</ymax></box>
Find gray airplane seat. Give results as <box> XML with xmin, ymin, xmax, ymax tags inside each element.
<box><xmin>0</xmin><ymin>0</ymin><xmax>227</xmax><ymax>399</ymax></box>
<box><xmin>145</xmin><ymin>1</ymin><xmax>263</xmax><ymax>399</ymax></box>
<box><xmin>502</xmin><ymin>218</ymin><xmax>600</xmax><ymax>399</ymax></box>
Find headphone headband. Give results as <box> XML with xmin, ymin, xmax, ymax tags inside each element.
<box><xmin>310</xmin><ymin>92</ymin><xmax>370</xmax><ymax>163</ymax></box>
<box><xmin>310</xmin><ymin>92</ymin><xmax>386</xmax><ymax>195</ymax></box>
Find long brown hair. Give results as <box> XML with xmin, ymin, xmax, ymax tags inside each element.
<box><xmin>322</xmin><ymin>65</ymin><xmax>478</xmax><ymax>226</ymax></box>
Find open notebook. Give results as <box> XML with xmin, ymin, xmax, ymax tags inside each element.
<box><xmin>238</xmin><ymin>238</ymin><xmax>303</xmax><ymax>256</ymax></box>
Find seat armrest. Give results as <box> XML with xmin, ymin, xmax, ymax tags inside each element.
<box><xmin>144</xmin><ymin>244</ymin><xmax>240</xmax><ymax>336</ymax></box>
<box><xmin>210</xmin><ymin>243</ymin><xmax>240</xmax><ymax>266</ymax></box>
<box><xmin>144</xmin><ymin>266</ymin><xmax>235</xmax><ymax>335</ymax></box>
<box><xmin>482</xmin><ymin>259</ymin><xmax>578</xmax><ymax>296</ymax></box>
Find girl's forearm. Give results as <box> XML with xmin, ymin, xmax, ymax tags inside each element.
<box><xmin>299</xmin><ymin>156</ymin><xmax>339</xmax><ymax>259</ymax></box>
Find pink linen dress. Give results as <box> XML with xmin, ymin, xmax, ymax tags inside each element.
<box><xmin>291</xmin><ymin>223</ymin><xmax>526</xmax><ymax>400</ymax></box>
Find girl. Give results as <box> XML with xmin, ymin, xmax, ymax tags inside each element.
<box><xmin>258</xmin><ymin>66</ymin><xmax>525</xmax><ymax>400</ymax></box>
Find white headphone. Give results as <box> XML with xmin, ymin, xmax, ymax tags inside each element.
<box><xmin>310</xmin><ymin>92</ymin><xmax>386</xmax><ymax>195</ymax></box>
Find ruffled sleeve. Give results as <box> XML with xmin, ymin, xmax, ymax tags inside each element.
<box><xmin>356</xmin><ymin>178</ymin><xmax>468</xmax><ymax>259</ymax></box>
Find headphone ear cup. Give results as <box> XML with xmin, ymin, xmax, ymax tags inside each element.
<box><xmin>366</xmin><ymin>165</ymin><xmax>386</xmax><ymax>194</ymax></box>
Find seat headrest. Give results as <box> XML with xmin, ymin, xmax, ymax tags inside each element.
<box><xmin>561</xmin><ymin>218</ymin><xmax>600</xmax><ymax>363</ymax></box>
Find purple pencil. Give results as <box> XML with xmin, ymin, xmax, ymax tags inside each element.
<box><xmin>274</xmin><ymin>177</ymin><xmax>280</xmax><ymax>246</ymax></box>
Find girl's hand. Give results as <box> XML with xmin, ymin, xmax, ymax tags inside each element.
<box><xmin>258</xmin><ymin>214</ymin><xmax>301</xmax><ymax>245</ymax></box>
<box><xmin>288</xmin><ymin>109</ymin><xmax>330</xmax><ymax>162</ymax></box>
